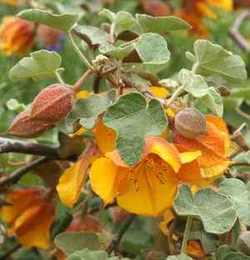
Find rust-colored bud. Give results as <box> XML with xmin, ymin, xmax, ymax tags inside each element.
<box><xmin>31</xmin><ymin>84</ymin><xmax>74</xmax><ymax>123</ymax></box>
<box><xmin>175</xmin><ymin>107</ymin><xmax>207</xmax><ymax>139</ymax></box>
<box><xmin>8</xmin><ymin>109</ymin><xmax>51</xmax><ymax>137</ymax></box>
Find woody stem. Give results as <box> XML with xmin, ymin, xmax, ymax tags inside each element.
<box><xmin>181</xmin><ymin>216</ymin><xmax>192</xmax><ymax>254</ymax></box>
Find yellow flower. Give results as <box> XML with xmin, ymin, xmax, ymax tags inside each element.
<box><xmin>0</xmin><ymin>0</ymin><xmax>19</xmax><ymax>6</ymax></box>
<box><xmin>0</xmin><ymin>188</ymin><xmax>54</xmax><ymax>249</ymax></box>
<box><xmin>174</xmin><ymin>115</ymin><xmax>231</xmax><ymax>179</ymax></box>
<box><xmin>149</xmin><ymin>86</ymin><xmax>169</xmax><ymax>98</ymax></box>
<box><xmin>0</xmin><ymin>16</ymin><xmax>34</xmax><ymax>56</ymax></box>
<box><xmin>90</xmin><ymin>136</ymin><xmax>200</xmax><ymax>216</ymax></box>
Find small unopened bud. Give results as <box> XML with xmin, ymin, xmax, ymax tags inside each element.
<box><xmin>31</xmin><ymin>84</ymin><xmax>74</xmax><ymax>123</ymax></box>
<box><xmin>175</xmin><ymin>107</ymin><xmax>207</xmax><ymax>139</ymax></box>
<box><xmin>8</xmin><ymin>109</ymin><xmax>51</xmax><ymax>137</ymax></box>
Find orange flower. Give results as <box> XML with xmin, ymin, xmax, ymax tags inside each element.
<box><xmin>0</xmin><ymin>16</ymin><xmax>34</xmax><ymax>56</ymax></box>
<box><xmin>187</xmin><ymin>240</ymin><xmax>206</xmax><ymax>258</ymax></box>
<box><xmin>174</xmin><ymin>115</ymin><xmax>231</xmax><ymax>179</ymax></box>
<box><xmin>0</xmin><ymin>188</ymin><xmax>55</xmax><ymax>249</ymax></box>
<box><xmin>0</xmin><ymin>0</ymin><xmax>19</xmax><ymax>5</ymax></box>
<box><xmin>178</xmin><ymin>0</ymin><xmax>233</xmax><ymax>36</ymax></box>
<box><xmin>90</xmin><ymin>136</ymin><xmax>201</xmax><ymax>216</ymax></box>
<box><xmin>56</xmin><ymin>143</ymin><xmax>100</xmax><ymax>208</ymax></box>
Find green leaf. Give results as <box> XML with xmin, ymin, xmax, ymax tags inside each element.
<box><xmin>191</xmin><ymin>40</ymin><xmax>247</xmax><ymax>81</ymax></box>
<box><xmin>9</xmin><ymin>50</ymin><xmax>62</xmax><ymax>81</ymax></box>
<box><xmin>18</xmin><ymin>9</ymin><xmax>79</xmax><ymax>32</ymax></box>
<box><xmin>231</xmin><ymin>88</ymin><xmax>250</xmax><ymax>100</ymax></box>
<box><xmin>166</xmin><ymin>254</ymin><xmax>193</xmax><ymax>260</ymax></box>
<box><xmin>136</xmin><ymin>14</ymin><xmax>191</xmax><ymax>33</ymax></box>
<box><xmin>77</xmin><ymin>90</ymin><xmax>116</xmax><ymax>129</ymax></box>
<box><xmin>74</xmin><ymin>25</ymin><xmax>109</xmax><ymax>48</ymax></box>
<box><xmin>233</xmin><ymin>151</ymin><xmax>250</xmax><ymax>164</ymax></box>
<box><xmin>104</xmin><ymin>92</ymin><xmax>167</xmax><ymax>165</ymax></box>
<box><xmin>178</xmin><ymin>69</ymin><xmax>223</xmax><ymax>116</ymax></box>
<box><xmin>216</xmin><ymin>245</ymin><xmax>249</xmax><ymax>260</ymax></box>
<box><xmin>174</xmin><ymin>185</ymin><xmax>237</xmax><ymax>234</ymax></box>
<box><xmin>219</xmin><ymin>179</ymin><xmax>250</xmax><ymax>226</ymax></box>
<box><xmin>99</xmin><ymin>8</ymin><xmax>116</xmax><ymax>22</ymax></box>
<box><xmin>54</xmin><ymin>232</ymin><xmax>102</xmax><ymax>255</ymax></box>
<box><xmin>112</xmin><ymin>11</ymin><xmax>142</xmax><ymax>37</ymax></box>
<box><xmin>68</xmin><ymin>248</ymin><xmax>129</xmax><ymax>260</ymax></box>
<box><xmin>197</xmin><ymin>87</ymin><xmax>223</xmax><ymax>116</ymax></box>
<box><xmin>135</xmin><ymin>33</ymin><xmax>170</xmax><ymax>65</ymax></box>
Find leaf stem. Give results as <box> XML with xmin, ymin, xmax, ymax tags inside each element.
<box><xmin>166</xmin><ymin>86</ymin><xmax>185</xmax><ymax>106</ymax></box>
<box><xmin>55</xmin><ymin>70</ymin><xmax>65</xmax><ymax>84</ymax></box>
<box><xmin>181</xmin><ymin>216</ymin><xmax>192</xmax><ymax>254</ymax></box>
<box><xmin>73</xmin><ymin>69</ymin><xmax>93</xmax><ymax>93</ymax></box>
<box><xmin>68</xmin><ymin>32</ymin><xmax>95</xmax><ymax>71</ymax></box>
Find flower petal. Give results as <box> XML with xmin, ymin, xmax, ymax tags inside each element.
<box><xmin>13</xmin><ymin>203</ymin><xmax>54</xmax><ymax>249</ymax></box>
<box><xmin>57</xmin><ymin>145</ymin><xmax>98</xmax><ymax>208</ymax></box>
<box><xmin>117</xmin><ymin>164</ymin><xmax>178</xmax><ymax>216</ymax></box>
<box><xmin>144</xmin><ymin>136</ymin><xmax>181</xmax><ymax>172</ymax></box>
<box><xmin>90</xmin><ymin>157</ymin><xmax>121</xmax><ymax>204</ymax></box>
<box><xmin>149</xmin><ymin>86</ymin><xmax>169</xmax><ymax>98</ymax></box>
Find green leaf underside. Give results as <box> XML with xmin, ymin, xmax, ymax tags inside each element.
<box><xmin>104</xmin><ymin>92</ymin><xmax>167</xmax><ymax>166</ymax></box>
<box><xmin>216</xmin><ymin>245</ymin><xmax>249</xmax><ymax>260</ymax></box>
<box><xmin>219</xmin><ymin>179</ymin><xmax>250</xmax><ymax>226</ymax></box>
<box><xmin>174</xmin><ymin>185</ymin><xmax>237</xmax><ymax>234</ymax></box>
<box><xmin>192</xmin><ymin>40</ymin><xmax>247</xmax><ymax>81</ymax></box>
<box><xmin>68</xmin><ymin>249</ymin><xmax>129</xmax><ymax>260</ymax></box>
<box><xmin>113</xmin><ymin>11</ymin><xmax>142</xmax><ymax>36</ymax></box>
<box><xmin>136</xmin><ymin>14</ymin><xmax>191</xmax><ymax>33</ymax></box>
<box><xmin>18</xmin><ymin>9</ymin><xmax>79</xmax><ymax>32</ymax></box>
<box><xmin>54</xmin><ymin>232</ymin><xmax>101</xmax><ymax>255</ymax></box>
<box><xmin>167</xmin><ymin>254</ymin><xmax>193</xmax><ymax>260</ymax></box>
<box><xmin>135</xmin><ymin>33</ymin><xmax>170</xmax><ymax>65</ymax></box>
<box><xmin>74</xmin><ymin>25</ymin><xmax>109</xmax><ymax>47</ymax></box>
<box><xmin>178</xmin><ymin>69</ymin><xmax>223</xmax><ymax>116</ymax></box>
<box><xmin>9</xmin><ymin>50</ymin><xmax>62</xmax><ymax>81</ymax></box>
<box><xmin>77</xmin><ymin>90</ymin><xmax>116</xmax><ymax>129</ymax></box>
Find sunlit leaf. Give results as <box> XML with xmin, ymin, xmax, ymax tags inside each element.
<box><xmin>9</xmin><ymin>50</ymin><xmax>62</xmax><ymax>81</ymax></box>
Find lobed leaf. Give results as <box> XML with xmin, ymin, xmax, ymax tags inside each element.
<box><xmin>104</xmin><ymin>92</ymin><xmax>167</xmax><ymax>165</ymax></box>
<box><xmin>190</xmin><ymin>40</ymin><xmax>247</xmax><ymax>82</ymax></box>
<box><xmin>18</xmin><ymin>9</ymin><xmax>79</xmax><ymax>32</ymax></box>
<box><xmin>219</xmin><ymin>178</ymin><xmax>250</xmax><ymax>226</ymax></box>
<box><xmin>9</xmin><ymin>50</ymin><xmax>62</xmax><ymax>81</ymax></box>
<box><xmin>136</xmin><ymin>14</ymin><xmax>191</xmax><ymax>33</ymax></box>
<box><xmin>174</xmin><ymin>185</ymin><xmax>237</xmax><ymax>234</ymax></box>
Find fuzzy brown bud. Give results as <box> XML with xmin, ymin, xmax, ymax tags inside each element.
<box><xmin>31</xmin><ymin>84</ymin><xmax>74</xmax><ymax>123</ymax></box>
<box><xmin>175</xmin><ymin>107</ymin><xmax>207</xmax><ymax>139</ymax></box>
<box><xmin>8</xmin><ymin>109</ymin><xmax>51</xmax><ymax>137</ymax></box>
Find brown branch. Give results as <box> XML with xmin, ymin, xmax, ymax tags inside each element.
<box><xmin>229</xmin><ymin>10</ymin><xmax>250</xmax><ymax>52</ymax></box>
<box><xmin>73</xmin><ymin>69</ymin><xmax>93</xmax><ymax>93</ymax></box>
<box><xmin>0</xmin><ymin>137</ymin><xmax>59</xmax><ymax>158</ymax></box>
<box><xmin>0</xmin><ymin>157</ymin><xmax>49</xmax><ymax>187</ymax></box>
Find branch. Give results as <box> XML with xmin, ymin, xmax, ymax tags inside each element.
<box><xmin>0</xmin><ymin>244</ymin><xmax>21</xmax><ymax>260</ymax></box>
<box><xmin>107</xmin><ymin>214</ymin><xmax>136</xmax><ymax>254</ymax></box>
<box><xmin>0</xmin><ymin>157</ymin><xmax>49</xmax><ymax>187</ymax></box>
<box><xmin>229</xmin><ymin>10</ymin><xmax>250</xmax><ymax>52</ymax></box>
<box><xmin>0</xmin><ymin>137</ymin><xmax>59</xmax><ymax>158</ymax></box>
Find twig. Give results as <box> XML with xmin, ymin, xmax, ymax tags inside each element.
<box><xmin>0</xmin><ymin>137</ymin><xmax>59</xmax><ymax>158</ymax></box>
<box><xmin>166</xmin><ymin>86</ymin><xmax>185</xmax><ymax>106</ymax></box>
<box><xmin>230</xmin><ymin>162</ymin><xmax>250</xmax><ymax>168</ymax></box>
<box><xmin>229</xmin><ymin>10</ymin><xmax>250</xmax><ymax>52</ymax></box>
<box><xmin>55</xmin><ymin>70</ymin><xmax>65</xmax><ymax>84</ymax></box>
<box><xmin>93</xmin><ymin>75</ymin><xmax>101</xmax><ymax>93</ymax></box>
<box><xmin>0</xmin><ymin>157</ymin><xmax>49</xmax><ymax>187</ymax></box>
<box><xmin>0</xmin><ymin>244</ymin><xmax>21</xmax><ymax>260</ymax></box>
<box><xmin>107</xmin><ymin>214</ymin><xmax>136</xmax><ymax>254</ymax></box>
<box><xmin>181</xmin><ymin>216</ymin><xmax>192</xmax><ymax>254</ymax></box>
<box><xmin>73</xmin><ymin>69</ymin><xmax>93</xmax><ymax>93</ymax></box>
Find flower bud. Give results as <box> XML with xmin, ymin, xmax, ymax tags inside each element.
<box><xmin>8</xmin><ymin>109</ymin><xmax>51</xmax><ymax>137</ymax></box>
<box><xmin>31</xmin><ymin>84</ymin><xmax>74</xmax><ymax>123</ymax></box>
<box><xmin>0</xmin><ymin>16</ymin><xmax>34</xmax><ymax>56</ymax></box>
<box><xmin>175</xmin><ymin>107</ymin><xmax>207</xmax><ymax>139</ymax></box>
